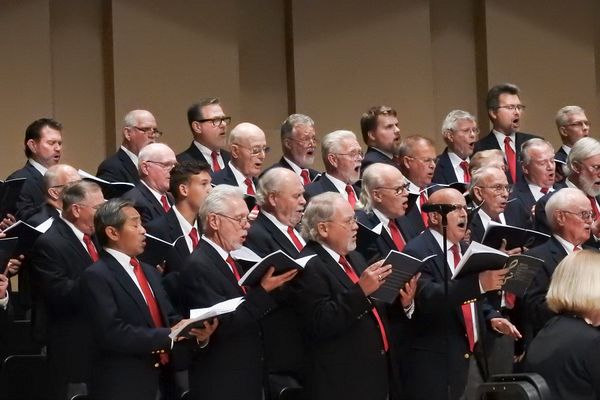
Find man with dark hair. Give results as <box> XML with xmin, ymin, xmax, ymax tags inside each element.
<box><xmin>142</xmin><ymin>160</ymin><xmax>212</xmax><ymax>311</ymax></box>
<box><xmin>5</xmin><ymin>118</ymin><xmax>63</xmax><ymax>220</ymax></box>
<box><xmin>473</xmin><ymin>83</ymin><xmax>539</xmax><ymax>184</ymax></box>
<box><xmin>264</xmin><ymin>114</ymin><xmax>320</xmax><ymax>185</ymax></box>
<box><xmin>177</xmin><ymin>98</ymin><xmax>231</xmax><ymax>173</ymax></box>
<box><xmin>96</xmin><ymin>110</ymin><xmax>161</xmax><ymax>185</ymax></box>
<box><xmin>360</xmin><ymin>105</ymin><xmax>401</xmax><ymax>172</ymax></box>
<box><xmin>82</xmin><ymin>199</ymin><xmax>216</xmax><ymax>400</ymax></box>
<box><xmin>29</xmin><ymin>180</ymin><xmax>105</xmax><ymax>400</ymax></box>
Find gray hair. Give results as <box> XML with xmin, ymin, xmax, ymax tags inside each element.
<box><xmin>43</xmin><ymin>164</ymin><xmax>79</xmax><ymax>191</ymax></box>
<box><xmin>137</xmin><ymin>142</ymin><xmax>175</xmax><ymax>170</ymax></box>
<box><xmin>441</xmin><ymin>110</ymin><xmax>477</xmax><ymax>134</ymax></box>
<box><xmin>301</xmin><ymin>192</ymin><xmax>343</xmax><ymax>242</ymax></box>
<box><xmin>521</xmin><ymin>138</ymin><xmax>555</xmax><ymax>166</ymax></box>
<box><xmin>94</xmin><ymin>198</ymin><xmax>134</xmax><ymax>246</ymax></box>
<box><xmin>62</xmin><ymin>180</ymin><xmax>102</xmax><ymax>212</ymax></box>
<box><xmin>545</xmin><ymin>188</ymin><xmax>587</xmax><ymax>231</ymax></box>
<box><xmin>468</xmin><ymin>166</ymin><xmax>504</xmax><ymax>195</ymax></box>
<box><xmin>555</xmin><ymin>105</ymin><xmax>586</xmax><ymax>128</ymax></box>
<box><xmin>565</xmin><ymin>137</ymin><xmax>600</xmax><ymax>177</ymax></box>
<box><xmin>256</xmin><ymin>167</ymin><xmax>294</xmax><ymax>207</ymax></box>
<box><xmin>123</xmin><ymin>109</ymin><xmax>152</xmax><ymax>128</ymax></box>
<box><xmin>321</xmin><ymin>130</ymin><xmax>357</xmax><ymax>164</ymax></box>
<box><xmin>397</xmin><ymin>135</ymin><xmax>434</xmax><ymax>158</ymax></box>
<box><xmin>281</xmin><ymin>114</ymin><xmax>314</xmax><ymax>140</ymax></box>
<box><xmin>359</xmin><ymin>163</ymin><xmax>393</xmax><ymax>212</ymax></box>
<box><xmin>198</xmin><ymin>185</ymin><xmax>245</xmax><ymax>226</ymax></box>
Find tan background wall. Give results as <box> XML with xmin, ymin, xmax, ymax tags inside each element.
<box><xmin>1</xmin><ymin>0</ymin><xmax>599</xmax><ymax>176</ymax></box>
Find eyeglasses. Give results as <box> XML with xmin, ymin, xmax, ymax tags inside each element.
<box><xmin>530</xmin><ymin>158</ymin><xmax>555</xmax><ymax>168</ymax></box>
<box><xmin>408</xmin><ymin>156</ymin><xmax>436</xmax><ymax>165</ymax></box>
<box><xmin>196</xmin><ymin>116</ymin><xmax>232</xmax><ymax>127</ymax></box>
<box><xmin>559</xmin><ymin>209</ymin><xmax>595</xmax><ymax>221</ymax></box>
<box><xmin>215</xmin><ymin>213</ymin><xmax>249</xmax><ymax>226</ymax></box>
<box><xmin>131</xmin><ymin>126</ymin><xmax>163</xmax><ymax>138</ymax></box>
<box><xmin>496</xmin><ymin>104</ymin><xmax>526</xmax><ymax>112</ymax></box>
<box><xmin>76</xmin><ymin>202</ymin><xmax>105</xmax><ymax>211</ymax></box>
<box><xmin>232</xmin><ymin>143</ymin><xmax>271</xmax><ymax>155</ymax></box>
<box><xmin>335</xmin><ymin>151</ymin><xmax>364</xmax><ymax>160</ymax></box>
<box><xmin>455</xmin><ymin>127</ymin><xmax>480</xmax><ymax>135</ymax></box>
<box><xmin>146</xmin><ymin>160</ymin><xmax>177</xmax><ymax>171</ymax></box>
<box><xmin>325</xmin><ymin>216</ymin><xmax>358</xmax><ymax>229</ymax></box>
<box><xmin>375</xmin><ymin>183</ymin><xmax>410</xmax><ymax>196</ymax></box>
<box><xmin>478</xmin><ymin>184</ymin><xmax>513</xmax><ymax>194</ymax></box>
<box><xmin>564</xmin><ymin>120</ymin><xmax>591</xmax><ymax>128</ymax></box>
<box><xmin>288</xmin><ymin>136</ymin><xmax>320</xmax><ymax>146</ymax></box>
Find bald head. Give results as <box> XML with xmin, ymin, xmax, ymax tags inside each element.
<box><xmin>138</xmin><ymin>143</ymin><xmax>177</xmax><ymax>193</ymax></box>
<box><xmin>229</xmin><ymin>122</ymin><xmax>268</xmax><ymax>178</ymax></box>
<box><xmin>43</xmin><ymin>164</ymin><xmax>81</xmax><ymax>208</ymax></box>
<box><xmin>427</xmin><ymin>188</ymin><xmax>468</xmax><ymax>244</ymax></box>
<box><xmin>256</xmin><ymin>167</ymin><xmax>306</xmax><ymax>226</ymax></box>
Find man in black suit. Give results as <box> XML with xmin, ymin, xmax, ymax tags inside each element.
<box><xmin>177</xmin><ymin>98</ymin><xmax>231</xmax><ymax>173</ymax></box>
<box><xmin>359</xmin><ymin>105</ymin><xmax>401</xmax><ymax>172</ymax></box>
<box><xmin>553</xmin><ymin>105</ymin><xmax>590</xmax><ymax>181</ymax></box>
<box><xmin>525</xmin><ymin>188</ymin><xmax>594</xmax><ymax>340</ymax></box>
<box><xmin>264</xmin><ymin>114</ymin><xmax>320</xmax><ymax>184</ymax></box>
<box><xmin>211</xmin><ymin>122</ymin><xmax>267</xmax><ymax>196</ymax></box>
<box><xmin>403</xmin><ymin>188</ymin><xmax>519</xmax><ymax>400</ymax></box>
<box><xmin>472</xmin><ymin>83</ymin><xmax>539</xmax><ymax>184</ymax></box>
<box><xmin>179</xmin><ymin>185</ymin><xmax>297</xmax><ymax>400</ymax></box>
<box><xmin>5</xmin><ymin>118</ymin><xmax>63</xmax><ymax>221</ymax></box>
<box><xmin>29</xmin><ymin>181</ymin><xmax>104</xmax><ymax>400</ymax></box>
<box><xmin>304</xmin><ymin>130</ymin><xmax>362</xmax><ymax>206</ymax></box>
<box><xmin>293</xmin><ymin>191</ymin><xmax>416</xmax><ymax>400</ymax></box>
<box><xmin>433</xmin><ymin>110</ymin><xmax>479</xmax><ymax>185</ymax></box>
<box><xmin>97</xmin><ymin>110</ymin><xmax>161</xmax><ymax>185</ymax></box>
<box><xmin>397</xmin><ymin>135</ymin><xmax>437</xmax><ymax>231</ymax></box>
<box><xmin>82</xmin><ymin>199</ymin><xmax>216</xmax><ymax>400</ymax></box>
<box><xmin>142</xmin><ymin>160</ymin><xmax>212</xmax><ymax>313</ymax></box>
<box><xmin>122</xmin><ymin>143</ymin><xmax>177</xmax><ymax>225</ymax></box>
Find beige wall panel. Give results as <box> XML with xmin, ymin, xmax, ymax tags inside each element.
<box><xmin>292</xmin><ymin>0</ymin><xmax>438</xmax><ymax>162</ymax></box>
<box><xmin>50</xmin><ymin>0</ymin><xmax>106</xmax><ymax>172</ymax></box>
<box><xmin>110</xmin><ymin>0</ymin><xmax>240</xmax><ymax>155</ymax></box>
<box><xmin>0</xmin><ymin>1</ymin><xmax>53</xmax><ymax>176</ymax></box>
<box><xmin>485</xmin><ymin>0</ymin><xmax>598</xmax><ymax>149</ymax></box>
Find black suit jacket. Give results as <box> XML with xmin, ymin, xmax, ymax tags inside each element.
<box><xmin>468</xmin><ymin>200</ymin><xmax>532</xmax><ymax>244</ymax></box>
<box><xmin>360</xmin><ymin>147</ymin><xmax>396</xmax><ymax>174</ymax></box>
<box><xmin>82</xmin><ymin>252</ymin><xmax>180</xmax><ymax>400</ymax></box>
<box><xmin>403</xmin><ymin>229</ymin><xmax>500</xmax><ymax>400</ymax></box>
<box><xmin>210</xmin><ymin>163</ymin><xmax>258</xmax><ymax>191</ymax></box>
<box><xmin>509</xmin><ymin>178</ymin><xmax>539</xmax><ymax>218</ymax></box>
<box><xmin>432</xmin><ymin>148</ymin><xmax>461</xmax><ymax>185</ymax></box>
<box><xmin>122</xmin><ymin>183</ymin><xmax>173</xmax><ymax>226</ymax></box>
<box><xmin>96</xmin><ymin>148</ymin><xmax>140</xmax><ymax>185</ymax></box>
<box><xmin>404</xmin><ymin>192</ymin><xmax>428</xmax><ymax>235</ymax></box>
<box><xmin>473</xmin><ymin>131</ymin><xmax>540</xmax><ymax>184</ymax></box>
<box><xmin>355</xmin><ymin>209</ymin><xmax>416</xmax><ymax>262</ymax></box>
<box><xmin>303</xmin><ymin>174</ymin><xmax>361</xmax><ymax>203</ymax></box>
<box><xmin>29</xmin><ymin>218</ymin><xmax>97</xmax><ymax>382</ymax></box>
<box><xmin>6</xmin><ymin>162</ymin><xmax>45</xmax><ymax>220</ymax></box>
<box><xmin>26</xmin><ymin>203</ymin><xmax>60</xmax><ymax>227</ymax></box>
<box><xmin>179</xmin><ymin>239</ymin><xmax>277</xmax><ymax>400</ymax></box>
<box><xmin>292</xmin><ymin>242</ymin><xmax>390</xmax><ymax>400</ymax></box>
<box><xmin>524</xmin><ymin>315</ymin><xmax>600</xmax><ymax>400</ymax></box>
<box><xmin>176</xmin><ymin>143</ymin><xmax>230</xmax><ymax>174</ymax></box>
<box><xmin>262</xmin><ymin>157</ymin><xmax>320</xmax><ymax>184</ymax></box>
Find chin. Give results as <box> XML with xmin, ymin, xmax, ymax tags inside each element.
<box><xmin>347</xmin><ymin>242</ymin><xmax>357</xmax><ymax>252</ymax></box>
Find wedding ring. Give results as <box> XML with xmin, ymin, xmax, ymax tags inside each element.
<box><xmin>378</xmin><ymin>274</ymin><xmax>382</xmax><ymax>281</ymax></box>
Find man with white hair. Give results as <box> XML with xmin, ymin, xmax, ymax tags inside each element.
<box><xmin>264</xmin><ymin>114</ymin><xmax>320</xmax><ymax>185</ymax></box>
<box><xmin>122</xmin><ymin>142</ymin><xmax>176</xmax><ymax>225</ymax></box>
<box><xmin>211</xmin><ymin>122</ymin><xmax>268</xmax><ymax>195</ymax></box>
<box><xmin>304</xmin><ymin>130</ymin><xmax>362</xmax><ymax>206</ymax></box>
<box><xmin>96</xmin><ymin>110</ymin><xmax>161</xmax><ymax>184</ymax></box>
<box><xmin>553</xmin><ymin>105</ymin><xmax>590</xmax><ymax>181</ymax></box>
<box><xmin>433</xmin><ymin>110</ymin><xmax>479</xmax><ymax>185</ymax></box>
<box><xmin>525</xmin><ymin>188</ymin><xmax>594</xmax><ymax>339</ymax></box>
<box><xmin>359</xmin><ymin>105</ymin><xmax>401</xmax><ymax>172</ymax></box>
<box><xmin>180</xmin><ymin>185</ymin><xmax>297</xmax><ymax>400</ymax></box>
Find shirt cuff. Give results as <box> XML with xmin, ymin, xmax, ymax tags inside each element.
<box><xmin>0</xmin><ymin>292</ymin><xmax>9</xmax><ymax>310</ymax></box>
<box><xmin>196</xmin><ymin>337</ymin><xmax>210</xmax><ymax>348</ymax></box>
<box><xmin>403</xmin><ymin>300</ymin><xmax>415</xmax><ymax>319</ymax></box>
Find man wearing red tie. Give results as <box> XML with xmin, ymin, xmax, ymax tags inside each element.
<box><xmin>29</xmin><ymin>180</ymin><xmax>105</xmax><ymax>400</ymax></box>
<box><xmin>304</xmin><ymin>130</ymin><xmax>362</xmax><ymax>207</ymax></box>
<box><xmin>293</xmin><ymin>192</ymin><xmax>414</xmax><ymax>400</ymax></box>
<box><xmin>403</xmin><ymin>188</ymin><xmax>520</xmax><ymax>400</ymax></box>
<box><xmin>82</xmin><ymin>199</ymin><xmax>216</xmax><ymax>400</ymax></box>
<box><xmin>177</xmin><ymin>98</ymin><xmax>232</xmax><ymax>174</ymax></box>
<box><xmin>179</xmin><ymin>185</ymin><xmax>297</xmax><ymax>400</ymax></box>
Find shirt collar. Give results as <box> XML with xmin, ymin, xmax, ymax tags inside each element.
<box><xmin>283</xmin><ymin>156</ymin><xmax>303</xmax><ymax>174</ymax></box>
<box><xmin>477</xmin><ymin>208</ymin><xmax>506</xmax><ymax>228</ymax></box>
<box><xmin>172</xmin><ymin>205</ymin><xmax>197</xmax><ymax>236</ymax></box>
<box><xmin>120</xmin><ymin>145</ymin><xmax>138</xmax><ymax>167</ymax></box>
<box><xmin>369</xmin><ymin>146</ymin><xmax>393</xmax><ymax>159</ymax></box>
<box><xmin>141</xmin><ymin>180</ymin><xmax>164</xmax><ymax>202</ymax></box>
<box><xmin>492</xmin><ymin>130</ymin><xmax>516</xmax><ymax>150</ymax></box>
<box><xmin>193</xmin><ymin>141</ymin><xmax>218</xmax><ymax>160</ymax></box>
<box><xmin>447</xmin><ymin>151</ymin><xmax>469</xmax><ymax>166</ymax></box>
<box><xmin>562</xmin><ymin>145</ymin><xmax>571</xmax><ymax>155</ymax></box>
<box><xmin>60</xmin><ymin>216</ymin><xmax>85</xmax><ymax>242</ymax></box>
<box><xmin>324</xmin><ymin>173</ymin><xmax>351</xmax><ymax>195</ymax></box>
<box><xmin>372</xmin><ymin>208</ymin><xmax>390</xmax><ymax>226</ymax></box>
<box><xmin>553</xmin><ymin>234</ymin><xmax>579</xmax><ymax>254</ymax></box>
<box><xmin>28</xmin><ymin>158</ymin><xmax>47</xmax><ymax>175</ymax></box>
<box><xmin>104</xmin><ymin>247</ymin><xmax>134</xmax><ymax>268</ymax></box>
<box><xmin>429</xmin><ymin>228</ymin><xmax>457</xmax><ymax>252</ymax></box>
<box><xmin>228</xmin><ymin>161</ymin><xmax>250</xmax><ymax>187</ymax></box>
<box><xmin>320</xmin><ymin>243</ymin><xmax>344</xmax><ymax>271</ymax></box>
<box><xmin>201</xmin><ymin>235</ymin><xmax>229</xmax><ymax>261</ymax></box>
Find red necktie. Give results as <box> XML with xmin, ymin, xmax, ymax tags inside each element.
<box><xmin>345</xmin><ymin>185</ymin><xmax>357</xmax><ymax>209</ymax></box>
<box><xmin>540</xmin><ymin>187</ymin><xmax>549</xmax><ymax>195</ymax></box>
<box><xmin>589</xmin><ymin>196</ymin><xmax>600</xmax><ymax>220</ymax></box>
<box><xmin>287</xmin><ymin>226</ymin><xmax>304</xmax><ymax>251</ymax></box>
<box><xmin>387</xmin><ymin>220</ymin><xmax>406</xmax><ymax>251</ymax></box>
<box><xmin>504</xmin><ymin>136</ymin><xmax>517</xmax><ymax>183</ymax></box>
<box><xmin>419</xmin><ymin>192</ymin><xmax>429</xmax><ymax>227</ymax></box>
<box><xmin>83</xmin><ymin>234</ymin><xmax>99</xmax><ymax>262</ymax></box>
<box><xmin>244</xmin><ymin>178</ymin><xmax>256</xmax><ymax>196</ymax></box>
<box><xmin>130</xmin><ymin>258</ymin><xmax>169</xmax><ymax>364</ymax></box>
<box><xmin>459</xmin><ymin>160</ymin><xmax>471</xmax><ymax>183</ymax></box>
<box><xmin>160</xmin><ymin>195</ymin><xmax>171</xmax><ymax>212</ymax></box>
<box><xmin>450</xmin><ymin>245</ymin><xmax>476</xmax><ymax>352</ymax></box>
<box><xmin>339</xmin><ymin>256</ymin><xmax>389</xmax><ymax>352</ymax></box>
<box><xmin>226</xmin><ymin>256</ymin><xmax>247</xmax><ymax>294</ymax></box>
<box><xmin>211</xmin><ymin>151</ymin><xmax>221</xmax><ymax>172</ymax></box>
<box><xmin>189</xmin><ymin>227</ymin><xmax>199</xmax><ymax>249</ymax></box>
<box><xmin>300</xmin><ymin>169</ymin><xmax>311</xmax><ymax>185</ymax></box>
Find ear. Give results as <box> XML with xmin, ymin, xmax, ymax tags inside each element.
<box><xmin>207</xmin><ymin>214</ymin><xmax>220</xmax><ymax>231</ymax></box>
<box><xmin>105</xmin><ymin>226</ymin><xmax>120</xmax><ymax>242</ymax></box>
<box><xmin>327</xmin><ymin>153</ymin><xmax>338</xmax><ymax>168</ymax></box>
<box><xmin>47</xmin><ymin>187</ymin><xmax>60</xmax><ymax>201</ymax></box>
<box><xmin>316</xmin><ymin>221</ymin><xmax>329</xmax><ymax>240</ymax></box>
<box><xmin>367</xmin><ymin>130</ymin><xmax>376</xmax><ymax>144</ymax></box>
<box><xmin>230</xmin><ymin>144</ymin><xmax>240</xmax><ymax>159</ymax></box>
<box><xmin>472</xmin><ymin>186</ymin><xmax>484</xmax><ymax>203</ymax></box>
<box><xmin>553</xmin><ymin>211</ymin><xmax>566</xmax><ymax>227</ymax></box>
<box><xmin>267</xmin><ymin>192</ymin><xmax>278</xmax><ymax>209</ymax></box>
<box><xmin>571</xmin><ymin>161</ymin><xmax>581</xmax><ymax>175</ymax></box>
<box><xmin>488</xmin><ymin>109</ymin><xmax>497</xmax><ymax>122</ymax></box>
<box><xmin>191</xmin><ymin>121</ymin><xmax>202</xmax><ymax>135</ymax></box>
<box><xmin>401</xmin><ymin>156</ymin><xmax>411</xmax><ymax>170</ymax></box>
<box><xmin>71</xmin><ymin>204</ymin><xmax>82</xmax><ymax>219</ymax></box>
<box><xmin>442</xmin><ymin>130</ymin><xmax>453</xmax><ymax>143</ymax></box>
<box><xmin>139</xmin><ymin>161</ymin><xmax>150</xmax><ymax>177</ymax></box>
<box><xmin>123</xmin><ymin>127</ymin><xmax>133</xmax><ymax>141</ymax></box>
<box><xmin>522</xmin><ymin>162</ymin><xmax>530</xmax><ymax>176</ymax></box>
<box><xmin>178</xmin><ymin>183</ymin><xmax>189</xmax><ymax>199</ymax></box>
<box><xmin>283</xmin><ymin>137</ymin><xmax>293</xmax><ymax>152</ymax></box>
<box><xmin>427</xmin><ymin>211</ymin><xmax>439</xmax><ymax>226</ymax></box>
<box><xmin>26</xmin><ymin>139</ymin><xmax>37</xmax><ymax>154</ymax></box>
<box><xmin>558</xmin><ymin>126</ymin><xmax>568</xmax><ymax>139</ymax></box>
<box><xmin>372</xmin><ymin>189</ymin><xmax>383</xmax><ymax>203</ymax></box>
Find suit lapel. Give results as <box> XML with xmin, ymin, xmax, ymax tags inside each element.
<box><xmin>201</xmin><ymin>240</ymin><xmax>245</xmax><ymax>295</ymax></box>
<box><xmin>54</xmin><ymin>219</ymin><xmax>95</xmax><ymax>266</ymax></box>
<box><xmin>257</xmin><ymin>213</ymin><xmax>299</xmax><ymax>256</ymax></box>
<box><xmin>311</xmin><ymin>242</ymin><xmax>355</xmax><ymax>290</ymax></box>
<box><xmin>166</xmin><ymin>211</ymin><xmax>191</xmax><ymax>256</ymax></box>
<box><xmin>139</xmin><ymin>184</ymin><xmax>165</xmax><ymax>216</ymax></box>
<box><xmin>118</xmin><ymin>148</ymin><xmax>138</xmax><ymax>183</ymax></box>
